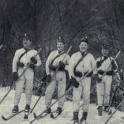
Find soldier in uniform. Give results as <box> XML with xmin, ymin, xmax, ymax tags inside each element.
<box><xmin>69</xmin><ymin>37</ymin><xmax>96</xmax><ymax>124</ymax></box>
<box><xmin>12</xmin><ymin>33</ymin><xmax>41</xmax><ymax>113</ymax></box>
<box><xmin>44</xmin><ymin>37</ymin><xmax>70</xmax><ymax>115</ymax></box>
<box><xmin>95</xmin><ymin>44</ymin><xmax>118</xmax><ymax>116</ymax></box>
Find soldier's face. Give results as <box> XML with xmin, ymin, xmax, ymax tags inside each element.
<box><xmin>57</xmin><ymin>42</ymin><xmax>64</xmax><ymax>52</ymax></box>
<box><xmin>79</xmin><ymin>42</ymin><xmax>88</xmax><ymax>53</ymax></box>
<box><xmin>101</xmin><ymin>49</ymin><xmax>109</xmax><ymax>56</ymax></box>
<box><xmin>23</xmin><ymin>39</ymin><xmax>32</xmax><ymax>49</ymax></box>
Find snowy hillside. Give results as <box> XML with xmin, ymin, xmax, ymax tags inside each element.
<box><xmin>0</xmin><ymin>87</ymin><xmax>124</xmax><ymax>124</ymax></box>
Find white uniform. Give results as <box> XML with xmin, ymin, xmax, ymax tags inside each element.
<box><xmin>12</xmin><ymin>48</ymin><xmax>41</xmax><ymax>105</ymax></box>
<box><xmin>96</xmin><ymin>57</ymin><xmax>118</xmax><ymax>106</ymax></box>
<box><xmin>69</xmin><ymin>52</ymin><xmax>96</xmax><ymax>112</ymax></box>
<box><xmin>45</xmin><ymin>50</ymin><xmax>70</xmax><ymax>109</ymax></box>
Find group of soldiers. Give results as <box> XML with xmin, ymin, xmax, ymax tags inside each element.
<box><xmin>11</xmin><ymin>33</ymin><xmax>118</xmax><ymax>124</ymax></box>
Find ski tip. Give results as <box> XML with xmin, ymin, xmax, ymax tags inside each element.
<box><xmin>30</xmin><ymin>110</ymin><xmax>33</xmax><ymax>113</ymax></box>
<box><xmin>108</xmin><ymin>110</ymin><xmax>112</xmax><ymax>115</ymax></box>
<box><xmin>33</xmin><ymin>113</ymin><xmax>37</xmax><ymax>119</ymax></box>
<box><xmin>30</xmin><ymin>121</ymin><xmax>33</xmax><ymax>124</ymax></box>
<box><xmin>24</xmin><ymin>115</ymin><xmax>28</xmax><ymax>119</ymax></box>
<box><xmin>1</xmin><ymin>115</ymin><xmax>8</xmax><ymax>121</ymax></box>
<box><xmin>50</xmin><ymin>113</ymin><xmax>54</xmax><ymax>119</ymax></box>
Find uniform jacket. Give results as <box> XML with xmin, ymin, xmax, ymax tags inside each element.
<box><xmin>46</xmin><ymin>50</ymin><xmax>70</xmax><ymax>75</ymax></box>
<box><xmin>12</xmin><ymin>48</ymin><xmax>41</xmax><ymax>72</ymax></box>
<box><xmin>69</xmin><ymin>51</ymin><xmax>96</xmax><ymax>78</ymax></box>
<box><xmin>96</xmin><ymin>56</ymin><xmax>118</xmax><ymax>74</ymax></box>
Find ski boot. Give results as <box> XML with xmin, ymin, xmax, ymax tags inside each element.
<box><xmin>104</xmin><ymin>106</ymin><xmax>112</xmax><ymax>115</ymax></box>
<box><xmin>104</xmin><ymin>106</ymin><xmax>110</xmax><ymax>112</ymax></box>
<box><xmin>73</xmin><ymin>112</ymin><xmax>79</xmax><ymax>124</ymax></box>
<box><xmin>24</xmin><ymin>104</ymin><xmax>30</xmax><ymax>119</ymax></box>
<box><xmin>56</xmin><ymin>107</ymin><xmax>63</xmax><ymax>114</ymax></box>
<box><xmin>51</xmin><ymin>107</ymin><xmax>63</xmax><ymax>118</ymax></box>
<box><xmin>97</xmin><ymin>106</ymin><xmax>102</xmax><ymax>116</ymax></box>
<box><xmin>44</xmin><ymin>108</ymin><xmax>51</xmax><ymax>114</ymax></box>
<box><xmin>80</xmin><ymin>119</ymin><xmax>88</xmax><ymax>124</ymax></box>
<box><xmin>12</xmin><ymin>105</ymin><xmax>19</xmax><ymax>113</ymax></box>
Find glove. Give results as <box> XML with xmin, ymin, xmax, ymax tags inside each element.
<box><xmin>17</xmin><ymin>62</ymin><xmax>24</xmax><ymax>67</ymax></box>
<box><xmin>29</xmin><ymin>64</ymin><xmax>35</xmax><ymax>70</ymax></box>
<box><xmin>94</xmin><ymin>74</ymin><xmax>102</xmax><ymax>83</ymax></box>
<box><xmin>46</xmin><ymin>74</ymin><xmax>52</xmax><ymax>83</ymax></box>
<box><xmin>70</xmin><ymin>76</ymin><xmax>79</xmax><ymax>88</ymax></box>
<box><xmin>59</xmin><ymin>61</ymin><xmax>65</xmax><ymax>69</ymax></box>
<box><xmin>98</xmin><ymin>70</ymin><xmax>104</xmax><ymax>75</ymax></box>
<box><xmin>74</xmin><ymin>71</ymin><xmax>82</xmax><ymax>77</ymax></box>
<box><xmin>49</xmin><ymin>65</ymin><xmax>57</xmax><ymax>71</ymax></box>
<box><xmin>30</xmin><ymin>57</ymin><xmax>37</xmax><ymax>64</ymax></box>
<box><xmin>111</xmin><ymin>60</ymin><xmax>117</xmax><ymax>70</ymax></box>
<box><xmin>12</xmin><ymin>72</ymin><xmax>19</xmax><ymax>81</ymax></box>
<box><xmin>96</xmin><ymin>61</ymin><xmax>102</xmax><ymax>68</ymax></box>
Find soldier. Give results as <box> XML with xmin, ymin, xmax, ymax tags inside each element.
<box><xmin>12</xmin><ymin>33</ymin><xmax>41</xmax><ymax>113</ymax></box>
<box><xmin>44</xmin><ymin>37</ymin><xmax>70</xmax><ymax>115</ymax></box>
<box><xmin>95</xmin><ymin>44</ymin><xmax>118</xmax><ymax>116</ymax></box>
<box><xmin>69</xmin><ymin>37</ymin><xmax>96</xmax><ymax>124</ymax></box>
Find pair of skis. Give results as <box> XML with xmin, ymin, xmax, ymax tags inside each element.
<box><xmin>1</xmin><ymin>109</ymin><xmax>30</xmax><ymax>121</ymax></box>
<box><xmin>33</xmin><ymin>109</ymin><xmax>63</xmax><ymax>119</ymax></box>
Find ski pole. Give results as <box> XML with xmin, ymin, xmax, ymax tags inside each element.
<box><xmin>30</xmin><ymin>83</ymin><xmax>45</xmax><ymax>113</ymax></box>
<box><xmin>104</xmin><ymin>97</ymin><xmax>124</xmax><ymax>124</ymax></box>
<box><xmin>0</xmin><ymin>44</ymin><xmax>3</xmax><ymax>49</ymax></box>
<box><xmin>0</xmin><ymin>48</ymin><xmax>42</xmax><ymax>104</ymax></box>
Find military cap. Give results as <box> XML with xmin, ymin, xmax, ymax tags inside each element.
<box><xmin>23</xmin><ymin>33</ymin><xmax>32</xmax><ymax>41</ymax></box>
<box><xmin>57</xmin><ymin>36</ymin><xmax>65</xmax><ymax>44</ymax></box>
<box><xmin>79</xmin><ymin>37</ymin><xmax>88</xmax><ymax>44</ymax></box>
<box><xmin>102</xmin><ymin>44</ymin><xmax>109</xmax><ymax>50</ymax></box>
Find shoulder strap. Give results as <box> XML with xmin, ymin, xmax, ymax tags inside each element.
<box><xmin>74</xmin><ymin>52</ymin><xmax>88</xmax><ymax>73</ymax></box>
<box><xmin>50</xmin><ymin>51</ymin><xmax>65</xmax><ymax>65</ymax></box>
<box><xmin>18</xmin><ymin>51</ymin><xmax>27</xmax><ymax>63</ymax></box>
<box><xmin>18</xmin><ymin>49</ymin><xmax>32</xmax><ymax>63</ymax></box>
<box><xmin>99</xmin><ymin>56</ymin><xmax>108</xmax><ymax>65</ymax></box>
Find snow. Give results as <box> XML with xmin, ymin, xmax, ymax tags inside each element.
<box><xmin>0</xmin><ymin>87</ymin><xmax>124</xmax><ymax>124</ymax></box>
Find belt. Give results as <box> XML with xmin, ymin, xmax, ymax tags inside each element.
<box><xmin>18</xmin><ymin>62</ymin><xmax>35</xmax><ymax>70</ymax></box>
<box><xmin>98</xmin><ymin>70</ymin><xmax>113</xmax><ymax>76</ymax></box>
<box><xmin>74</xmin><ymin>71</ymin><xmax>93</xmax><ymax>78</ymax></box>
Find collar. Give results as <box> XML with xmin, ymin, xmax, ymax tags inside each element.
<box><xmin>58</xmin><ymin>50</ymin><xmax>64</xmax><ymax>54</ymax></box>
<box><xmin>80</xmin><ymin>51</ymin><xmax>88</xmax><ymax>56</ymax></box>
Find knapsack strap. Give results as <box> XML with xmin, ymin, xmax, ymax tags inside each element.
<box><xmin>74</xmin><ymin>52</ymin><xmax>88</xmax><ymax>74</ymax></box>
<box><xmin>50</xmin><ymin>51</ymin><xmax>65</xmax><ymax>66</ymax></box>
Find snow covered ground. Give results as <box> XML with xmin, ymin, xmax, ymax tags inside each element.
<box><xmin>0</xmin><ymin>87</ymin><xmax>124</xmax><ymax>124</ymax></box>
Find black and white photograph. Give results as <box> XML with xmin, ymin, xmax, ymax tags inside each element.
<box><xmin>0</xmin><ymin>0</ymin><xmax>124</xmax><ymax>124</ymax></box>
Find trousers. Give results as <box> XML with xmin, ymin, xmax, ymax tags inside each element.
<box><xmin>14</xmin><ymin>67</ymin><xmax>34</xmax><ymax>105</ymax></box>
<box><xmin>45</xmin><ymin>71</ymin><xmax>66</xmax><ymax>108</ymax></box>
<box><xmin>73</xmin><ymin>77</ymin><xmax>91</xmax><ymax>112</ymax></box>
<box><xmin>97</xmin><ymin>75</ymin><xmax>112</xmax><ymax>106</ymax></box>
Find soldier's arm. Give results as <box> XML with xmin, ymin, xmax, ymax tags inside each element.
<box><xmin>46</xmin><ymin>52</ymin><xmax>54</xmax><ymax>75</ymax></box>
<box><xmin>68</xmin><ymin>54</ymin><xmax>75</xmax><ymax>78</ymax></box>
<box><xmin>111</xmin><ymin>57</ymin><xmax>118</xmax><ymax>72</ymax></box>
<box><xmin>34</xmin><ymin>53</ymin><xmax>42</xmax><ymax>66</ymax></box>
<box><xmin>66</xmin><ymin>54</ymin><xmax>70</xmax><ymax>65</ymax></box>
<box><xmin>90</xmin><ymin>55</ymin><xmax>97</xmax><ymax>74</ymax></box>
<box><xmin>64</xmin><ymin>54</ymin><xmax>70</xmax><ymax>71</ymax></box>
<box><xmin>12</xmin><ymin>50</ymin><xmax>20</xmax><ymax>72</ymax></box>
